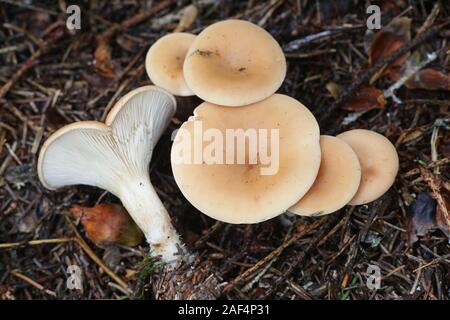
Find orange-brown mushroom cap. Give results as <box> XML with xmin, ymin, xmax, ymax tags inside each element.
<box><xmin>289</xmin><ymin>135</ymin><xmax>361</xmax><ymax>216</ymax></box>
<box><xmin>171</xmin><ymin>94</ymin><xmax>321</xmax><ymax>224</ymax></box>
<box><xmin>183</xmin><ymin>20</ymin><xmax>287</xmax><ymax>106</ymax></box>
<box><xmin>337</xmin><ymin>129</ymin><xmax>399</xmax><ymax>205</ymax></box>
<box><xmin>145</xmin><ymin>33</ymin><xmax>196</xmax><ymax>96</ymax></box>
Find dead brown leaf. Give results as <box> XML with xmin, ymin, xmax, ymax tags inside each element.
<box><xmin>405</xmin><ymin>68</ymin><xmax>450</xmax><ymax>91</ymax></box>
<box><xmin>406</xmin><ymin>192</ymin><xmax>448</xmax><ymax>244</ymax></box>
<box><xmin>94</xmin><ymin>39</ymin><xmax>118</xmax><ymax>78</ymax></box>
<box><xmin>398</xmin><ymin>126</ymin><xmax>427</xmax><ymax>144</ymax></box>
<box><xmin>369</xmin><ymin>16</ymin><xmax>411</xmax><ymax>81</ymax></box>
<box><xmin>342</xmin><ymin>86</ymin><xmax>385</xmax><ymax>111</ymax></box>
<box><xmin>69</xmin><ymin>204</ymin><xmax>144</xmax><ymax>247</ymax></box>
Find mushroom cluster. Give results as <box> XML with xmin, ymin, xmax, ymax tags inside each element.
<box><xmin>38</xmin><ymin>19</ymin><xmax>399</xmax><ymax>265</ymax></box>
<box><xmin>146</xmin><ymin>19</ymin><xmax>399</xmax><ymax>222</ymax></box>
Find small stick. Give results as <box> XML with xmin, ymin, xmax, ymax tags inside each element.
<box><xmin>65</xmin><ymin>216</ymin><xmax>132</xmax><ymax>294</ymax></box>
<box><xmin>241</xmin><ymin>246</ymin><xmax>280</xmax><ymax>293</ymax></box>
<box><xmin>287</xmin><ymin>279</ymin><xmax>314</xmax><ymax>300</ymax></box>
<box><xmin>224</xmin><ymin>217</ymin><xmax>326</xmax><ymax>292</ymax></box>
<box><xmin>5</xmin><ymin>142</ymin><xmax>22</xmax><ymax>165</ymax></box>
<box><xmin>4</xmin><ymin>103</ymin><xmax>40</xmax><ymax>133</ymax></box>
<box><xmin>415</xmin><ymin>2</ymin><xmax>440</xmax><ymax>39</ymax></box>
<box><xmin>409</xmin><ymin>268</ymin><xmax>422</xmax><ymax>295</ymax></box>
<box><xmin>261</xmin><ymin>217</ymin><xmax>338</xmax><ymax>299</ymax></box>
<box><xmin>11</xmin><ymin>271</ymin><xmax>57</xmax><ymax>297</ymax></box>
<box><xmin>31</xmin><ymin>126</ymin><xmax>44</xmax><ymax>155</ymax></box>
<box><xmin>0</xmin><ymin>238</ymin><xmax>74</xmax><ymax>249</ymax></box>
<box><xmin>284</xmin><ymin>30</ymin><xmax>336</xmax><ymax>51</ymax></box>
<box><xmin>116</xmin><ymin>47</ymin><xmax>147</xmax><ymax>82</ymax></box>
<box><xmin>0</xmin><ymin>141</ymin><xmax>17</xmax><ymax>175</ymax></box>
<box><xmin>383</xmin><ymin>52</ymin><xmax>437</xmax><ymax>103</ymax></box>
<box><xmin>413</xmin><ymin>254</ymin><xmax>450</xmax><ymax>273</ymax></box>
<box><xmin>0</xmin><ymin>0</ymin><xmax>58</xmax><ymax>15</ymax></box>
<box><xmin>401</xmin><ymin>99</ymin><xmax>450</xmax><ymax>107</ymax></box>
<box><xmin>194</xmin><ymin>221</ymin><xmax>224</xmax><ymax>249</ymax></box>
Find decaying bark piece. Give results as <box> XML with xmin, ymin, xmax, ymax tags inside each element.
<box><xmin>151</xmin><ymin>256</ymin><xmax>222</xmax><ymax>300</ymax></box>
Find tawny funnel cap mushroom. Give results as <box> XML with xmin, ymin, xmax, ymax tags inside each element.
<box><xmin>183</xmin><ymin>19</ymin><xmax>287</xmax><ymax>106</ymax></box>
<box><xmin>171</xmin><ymin>94</ymin><xmax>321</xmax><ymax>223</ymax></box>
<box><xmin>337</xmin><ymin>129</ymin><xmax>399</xmax><ymax>205</ymax></box>
<box><xmin>290</xmin><ymin>135</ymin><xmax>361</xmax><ymax>216</ymax></box>
<box><xmin>38</xmin><ymin>86</ymin><xmax>183</xmax><ymax>263</ymax></box>
<box><xmin>145</xmin><ymin>32</ymin><xmax>196</xmax><ymax>96</ymax></box>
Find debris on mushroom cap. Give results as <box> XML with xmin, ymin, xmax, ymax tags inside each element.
<box><xmin>337</xmin><ymin>129</ymin><xmax>399</xmax><ymax>205</ymax></box>
<box><xmin>146</xmin><ymin>33</ymin><xmax>196</xmax><ymax>96</ymax></box>
<box><xmin>290</xmin><ymin>135</ymin><xmax>361</xmax><ymax>216</ymax></box>
<box><xmin>171</xmin><ymin>94</ymin><xmax>321</xmax><ymax>224</ymax></box>
<box><xmin>183</xmin><ymin>19</ymin><xmax>287</xmax><ymax>107</ymax></box>
<box><xmin>38</xmin><ymin>86</ymin><xmax>183</xmax><ymax>263</ymax></box>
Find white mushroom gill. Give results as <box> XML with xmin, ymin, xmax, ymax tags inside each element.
<box><xmin>38</xmin><ymin>86</ymin><xmax>183</xmax><ymax>263</ymax></box>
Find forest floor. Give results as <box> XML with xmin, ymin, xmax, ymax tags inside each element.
<box><xmin>0</xmin><ymin>0</ymin><xmax>449</xmax><ymax>300</ymax></box>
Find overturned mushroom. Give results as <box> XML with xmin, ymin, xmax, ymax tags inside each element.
<box><xmin>183</xmin><ymin>19</ymin><xmax>286</xmax><ymax>106</ymax></box>
<box><xmin>38</xmin><ymin>86</ymin><xmax>183</xmax><ymax>263</ymax></box>
<box><xmin>146</xmin><ymin>33</ymin><xmax>196</xmax><ymax>96</ymax></box>
<box><xmin>337</xmin><ymin>129</ymin><xmax>399</xmax><ymax>205</ymax></box>
<box><xmin>290</xmin><ymin>135</ymin><xmax>361</xmax><ymax>216</ymax></box>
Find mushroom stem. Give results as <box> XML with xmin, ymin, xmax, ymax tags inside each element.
<box><xmin>120</xmin><ymin>176</ymin><xmax>183</xmax><ymax>264</ymax></box>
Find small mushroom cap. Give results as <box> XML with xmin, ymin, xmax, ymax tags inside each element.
<box><xmin>289</xmin><ymin>135</ymin><xmax>361</xmax><ymax>216</ymax></box>
<box><xmin>171</xmin><ymin>94</ymin><xmax>321</xmax><ymax>224</ymax></box>
<box><xmin>38</xmin><ymin>86</ymin><xmax>176</xmax><ymax>194</ymax></box>
<box><xmin>183</xmin><ymin>19</ymin><xmax>286</xmax><ymax>106</ymax></box>
<box><xmin>145</xmin><ymin>33</ymin><xmax>196</xmax><ymax>96</ymax></box>
<box><xmin>337</xmin><ymin>129</ymin><xmax>399</xmax><ymax>205</ymax></box>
